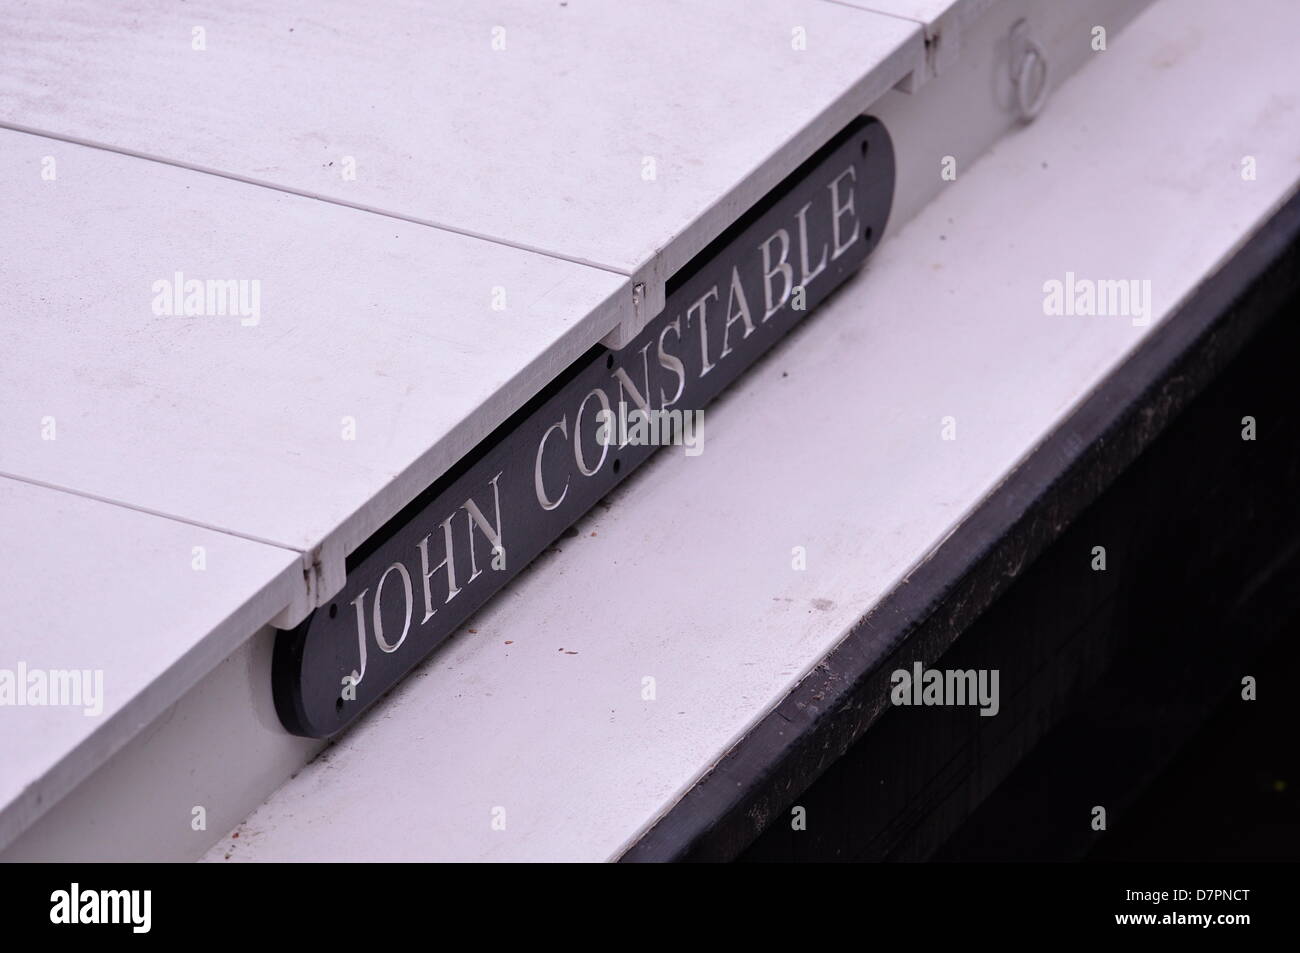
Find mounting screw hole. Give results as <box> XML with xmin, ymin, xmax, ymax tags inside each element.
<box><xmin>613</xmin><ymin>458</ymin><xmax>622</xmax><ymax>474</ymax></box>
<box><xmin>606</xmin><ymin>354</ymin><xmax>614</xmax><ymax>369</ymax></box>
<box><xmin>861</xmin><ymin>140</ymin><xmax>870</xmax><ymax>159</ymax></box>
<box><xmin>863</xmin><ymin>225</ymin><xmax>874</xmax><ymax>244</ymax></box>
<box><xmin>328</xmin><ymin>603</ymin><xmax>337</xmax><ymax>619</ymax></box>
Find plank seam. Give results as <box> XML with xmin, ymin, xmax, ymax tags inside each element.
<box><xmin>0</xmin><ymin>469</ymin><xmax>303</xmax><ymax>556</ymax></box>
<box><xmin>0</xmin><ymin>120</ymin><xmax>633</xmax><ymax>279</ymax></box>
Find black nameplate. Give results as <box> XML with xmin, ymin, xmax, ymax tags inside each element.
<box><xmin>273</xmin><ymin>117</ymin><xmax>895</xmax><ymax>737</ymax></box>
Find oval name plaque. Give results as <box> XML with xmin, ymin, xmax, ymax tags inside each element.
<box><xmin>273</xmin><ymin>116</ymin><xmax>896</xmax><ymax>737</ymax></box>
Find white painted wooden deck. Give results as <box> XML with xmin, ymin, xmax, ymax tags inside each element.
<box><xmin>0</xmin><ymin>0</ymin><xmax>924</xmax><ymax>337</ymax></box>
<box><xmin>194</xmin><ymin>0</ymin><xmax>1300</xmax><ymax>862</ymax></box>
<box><xmin>0</xmin><ymin>0</ymin><xmax>927</xmax><ymax>855</ymax></box>
<box><xmin>2</xmin><ymin>0</ymin><xmax>1294</xmax><ymax>861</ymax></box>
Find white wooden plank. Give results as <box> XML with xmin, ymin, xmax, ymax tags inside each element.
<box><xmin>0</xmin><ymin>0</ymin><xmax>923</xmax><ymax>339</ymax></box>
<box><xmin>834</xmin><ymin>0</ymin><xmax>972</xmax><ymax>24</ymax></box>
<box><xmin>828</xmin><ymin>0</ymin><xmax>997</xmax><ymax>77</ymax></box>
<box><xmin>0</xmin><ymin>130</ymin><xmax>627</xmax><ymax>614</ymax></box>
<box><xmin>202</xmin><ymin>0</ymin><xmax>1300</xmax><ymax>862</ymax></box>
<box><xmin>2</xmin><ymin>624</ymin><xmax>324</xmax><ymax>862</ymax></box>
<box><xmin>833</xmin><ymin>0</ymin><xmax>1116</xmax><ymax>92</ymax></box>
<box><xmin>0</xmin><ymin>477</ymin><xmax>302</xmax><ymax>850</ymax></box>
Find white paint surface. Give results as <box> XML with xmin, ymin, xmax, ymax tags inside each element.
<box><xmin>2</xmin><ymin>627</ymin><xmax>323</xmax><ymax>862</ymax></box>
<box><xmin>203</xmin><ymin>0</ymin><xmax>1300</xmax><ymax>862</ymax></box>
<box><xmin>0</xmin><ymin>0</ymin><xmax>923</xmax><ymax>337</ymax></box>
<box><xmin>0</xmin><ymin>478</ymin><xmax>301</xmax><ymax>851</ymax></box>
<box><xmin>871</xmin><ymin>0</ymin><xmax>1148</xmax><ymax>236</ymax></box>
<box><xmin>0</xmin><ymin>130</ymin><xmax>627</xmax><ymax>616</ymax></box>
<box><xmin>831</xmin><ymin>0</ymin><xmax>999</xmax><ymax>77</ymax></box>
